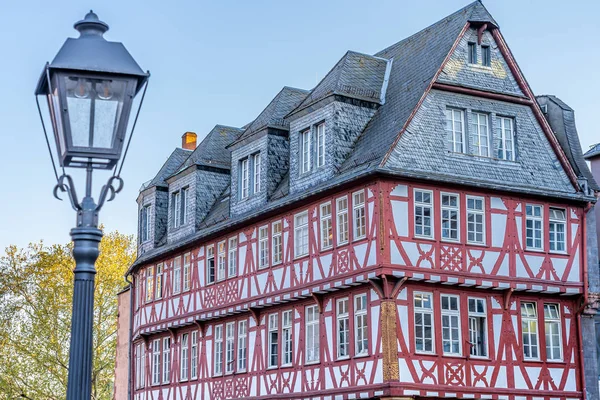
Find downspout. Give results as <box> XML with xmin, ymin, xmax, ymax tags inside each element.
<box><xmin>575</xmin><ymin>206</ymin><xmax>591</xmax><ymax>399</ymax></box>
<box><xmin>125</xmin><ymin>273</ymin><xmax>134</xmax><ymax>400</ymax></box>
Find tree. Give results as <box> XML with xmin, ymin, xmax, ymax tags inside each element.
<box><xmin>0</xmin><ymin>230</ymin><xmax>135</xmax><ymax>400</ymax></box>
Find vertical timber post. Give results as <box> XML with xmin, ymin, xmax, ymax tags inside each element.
<box><xmin>381</xmin><ymin>299</ymin><xmax>399</xmax><ymax>383</ymax></box>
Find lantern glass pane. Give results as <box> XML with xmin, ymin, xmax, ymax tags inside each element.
<box><xmin>93</xmin><ymin>79</ymin><xmax>126</xmax><ymax>149</ymax></box>
<box><xmin>65</xmin><ymin>77</ymin><xmax>92</xmax><ymax>147</ymax></box>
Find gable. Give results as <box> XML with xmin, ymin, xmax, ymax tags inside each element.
<box><xmin>437</xmin><ymin>27</ymin><xmax>524</xmax><ymax>97</ymax></box>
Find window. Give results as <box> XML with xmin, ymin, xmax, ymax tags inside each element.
<box><xmin>355</xmin><ymin>293</ymin><xmax>368</xmax><ymax>355</ymax></box>
<box><xmin>173</xmin><ymin>256</ymin><xmax>181</xmax><ymax>294</ymax></box>
<box><xmin>467</xmin><ymin>196</ymin><xmax>485</xmax><ymax>244</ymax></box>
<box><xmin>237</xmin><ymin>320</ymin><xmax>247</xmax><ymax>371</ymax></box>
<box><xmin>282</xmin><ymin>310</ymin><xmax>293</xmax><ymax>366</ymax></box>
<box><xmin>180</xmin><ymin>187</ymin><xmax>188</xmax><ymax>226</ymax></box>
<box><xmin>414</xmin><ymin>292</ymin><xmax>434</xmax><ymax>353</ymax></box>
<box><xmin>146</xmin><ymin>266</ymin><xmax>154</xmax><ymax>302</ymax></box>
<box><xmin>228</xmin><ymin>237</ymin><xmax>238</xmax><ymax>277</ymax></box>
<box><xmin>171</xmin><ymin>188</ymin><xmax>187</xmax><ymax>228</ymax></box>
<box><xmin>140</xmin><ymin>204</ymin><xmax>150</xmax><ymax>242</ymax></box>
<box><xmin>320</xmin><ymin>202</ymin><xmax>333</xmax><ymax>249</ymax></box>
<box><xmin>253</xmin><ymin>153</ymin><xmax>261</xmax><ymax>194</ymax></box>
<box><xmin>497</xmin><ymin>116</ymin><xmax>515</xmax><ymax>161</ymax></box>
<box><xmin>225</xmin><ymin>322</ymin><xmax>235</xmax><ymax>374</ymax></box>
<box><xmin>240</xmin><ymin>158</ymin><xmax>249</xmax><ymax>199</ymax></box>
<box><xmin>214</xmin><ymin>325</ymin><xmax>223</xmax><ymax>375</ymax></box>
<box><xmin>544</xmin><ymin>304</ymin><xmax>562</xmax><ymax>361</ymax></box>
<box><xmin>337</xmin><ymin>197</ymin><xmax>349</xmax><ymax>245</ymax></box>
<box><xmin>294</xmin><ymin>211</ymin><xmax>309</xmax><ymax>258</ymax></box>
<box><xmin>481</xmin><ymin>45</ymin><xmax>491</xmax><ymax>67</ymax></box>
<box><xmin>305</xmin><ymin>305</ymin><xmax>320</xmax><ymax>363</ymax></box>
<box><xmin>217</xmin><ymin>241</ymin><xmax>226</xmax><ymax>281</ymax></box>
<box><xmin>258</xmin><ymin>226</ymin><xmax>269</xmax><ymax>269</ymax></box>
<box><xmin>441</xmin><ymin>193</ymin><xmax>459</xmax><ymax>241</ymax></box>
<box><xmin>441</xmin><ymin>294</ymin><xmax>461</xmax><ymax>355</ymax></box>
<box><xmin>152</xmin><ymin>339</ymin><xmax>160</xmax><ymax>385</ymax></box>
<box><xmin>272</xmin><ymin>221</ymin><xmax>283</xmax><ymax>265</ymax></box>
<box><xmin>336</xmin><ymin>298</ymin><xmax>350</xmax><ymax>359</ymax></box>
<box><xmin>353</xmin><ymin>190</ymin><xmax>366</xmax><ymax>240</ymax></box>
<box><xmin>468</xmin><ymin>298</ymin><xmax>487</xmax><ymax>357</ymax></box>
<box><xmin>180</xmin><ymin>333</ymin><xmax>189</xmax><ymax>381</ymax></box>
<box><xmin>468</xmin><ymin>42</ymin><xmax>477</xmax><ymax>64</ymax></box>
<box><xmin>182</xmin><ymin>253</ymin><xmax>191</xmax><ymax>292</ymax></box>
<box><xmin>414</xmin><ymin>190</ymin><xmax>433</xmax><ymax>238</ymax></box>
<box><xmin>301</xmin><ymin>129</ymin><xmax>311</xmax><ymax>173</ymax></box>
<box><xmin>155</xmin><ymin>263</ymin><xmax>163</xmax><ymax>299</ymax></box>
<box><xmin>162</xmin><ymin>337</ymin><xmax>170</xmax><ymax>384</ymax></box>
<box><xmin>268</xmin><ymin>314</ymin><xmax>278</xmax><ymax>368</ymax></box>
<box><xmin>446</xmin><ymin>108</ymin><xmax>465</xmax><ymax>153</ymax></box>
<box><xmin>521</xmin><ymin>302</ymin><xmax>539</xmax><ymax>360</ymax></box>
<box><xmin>317</xmin><ymin>122</ymin><xmax>325</xmax><ymax>167</ymax></box>
<box><xmin>526</xmin><ymin>205</ymin><xmax>543</xmax><ymax>250</ymax></box>
<box><xmin>135</xmin><ymin>342</ymin><xmax>145</xmax><ymax>389</ymax></box>
<box><xmin>207</xmin><ymin>245</ymin><xmax>215</xmax><ymax>284</ymax></box>
<box><xmin>469</xmin><ymin>112</ymin><xmax>489</xmax><ymax>157</ymax></box>
<box><xmin>549</xmin><ymin>208</ymin><xmax>566</xmax><ymax>252</ymax></box>
<box><xmin>190</xmin><ymin>331</ymin><xmax>198</xmax><ymax>379</ymax></box>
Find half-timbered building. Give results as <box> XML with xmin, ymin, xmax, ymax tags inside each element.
<box><xmin>123</xmin><ymin>2</ymin><xmax>600</xmax><ymax>399</ymax></box>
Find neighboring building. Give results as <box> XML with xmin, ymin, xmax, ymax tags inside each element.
<box><xmin>114</xmin><ymin>286</ymin><xmax>131</xmax><ymax>400</ymax></box>
<box><xmin>122</xmin><ymin>2</ymin><xmax>600</xmax><ymax>399</ymax></box>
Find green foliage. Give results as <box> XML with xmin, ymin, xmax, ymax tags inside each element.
<box><xmin>0</xmin><ymin>230</ymin><xmax>135</xmax><ymax>400</ymax></box>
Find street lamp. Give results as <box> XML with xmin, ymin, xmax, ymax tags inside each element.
<box><xmin>34</xmin><ymin>11</ymin><xmax>148</xmax><ymax>400</ymax></box>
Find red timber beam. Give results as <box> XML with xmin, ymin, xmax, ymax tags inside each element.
<box><xmin>477</xmin><ymin>23</ymin><xmax>488</xmax><ymax>44</ymax></box>
<box><xmin>311</xmin><ymin>293</ymin><xmax>325</xmax><ymax>314</ymax></box>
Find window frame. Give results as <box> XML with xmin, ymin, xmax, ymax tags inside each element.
<box><xmin>466</xmin><ymin>195</ymin><xmax>486</xmax><ymax>245</ymax></box>
<box><xmin>305</xmin><ymin>304</ymin><xmax>320</xmax><ymax>364</ymax></box>
<box><xmin>180</xmin><ymin>187</ymin><xmax>188</xmax><ymax>227</ymax></box>
<box><xmin>549</xmin><ymin>207</ymin><xmax>567</xmax><ymax>253</ymax></box>
<box><xmin>446</xmin><ymin>108</ymin><xmax>465</xmax><ymax>153</ymax></box>
<box><xmin>190</xmin><ymin>331</ymin><xmax>198</xmax><ymax>379</ymax></box>
<box><xmin>162</xmin><ymin>337</ymin><xmax>170</xmax><ymax>384</ymax></box>
<box><xmin>544</xmin><ymin>303</ymin><xmax>563</xmax><ymax>362</ymax></box>
<box><xmin>217</xmin><ymin>241</ymin><xmax>226</xmax><ymax>281</ymax></box>
<box><xmin>171</xmin><ymin>190</ymin><xmax>181</xmax><ymax>229</ymax></box>
<box><xmin>258</xmin><ymin>225</ymin><xmax>269</xmax><ymax>269</ymax></box>
<box><xmin>320</xmin><ymin>202</ymin><xmax>333</xmax><ymax>250</ymax></box>
<box><xmin>225</xmin><ymin>321</ymin><xmax>235</xmax><ymax>374</ymax></box>
<box><xmin>440</xmin><ymin>294</ymin><xmax>462</xmax><ymax>356</ymax></box>
<box><xmin>180</xmin><ymin>333</ymin><xmax>189</xmax><ymax>381</ymax></box>
<box><xmin>240</xmin><ymin>158</ymin><xmax>249</xmax><ymax>199</ymax></box>
<box><xmin>237</xmin><ymin>320</ymin><xmax>248</xmax><ymax>372</ymax></box>
<box><xmin>151</xmin><ymin>339</ymin><xmax>160</xmax><ymax>386</ymax></box>
<box><xmin>140</xmin><ymin>204</ymin><xmax>151</xmax><ymax>243</ymax></box>
<box><xmin>145</xmin><ymin>266</ymin><xmax>154</xmax><ymax>303</ymax></box>
<box><xmin>300</xmin><ymin>128</ymin><xmax>312</xmax><ymax>174</ymax></box>
<box><xmin>525</xmin><ymin>204</ymin><xmax>544</xmax><ymax>251</ymax></box>
<box><xmin>497</xmin><ymin>116</ymin><xmax>515</xmax><ymax>161</ymax></box>
<box><xmin>272</xmin><ymin>221</ymin><xmax>283</xmax><ymax>265</ymax></box>
<box><xmin>336</xmin><ymin>196</ymin><xmax>349</xmax><ymax>245</ymax></box>
<box><xmin>253</xmin><ymin>153</ymin><xmax>261</xmax><ymax>194</ymax></box>
<box><xmin>468</xmin><ymin>297</ymin><xmax>488</xmax><ymax>358</ymax></box>
<box><xmin>336</xmin><ymin>297</ymin><xmax>350</xmax><ymax>359</ymax></box>
<box><xmin>354</xmin><ymin>293</ymin><xmax>369</xmax><ymax>356</ymax></box>
<box><xmin>228</xmin><ymin>236</ymin><xmax>238</xmax><ymax>277</ymax></box>
<box><xmin>481</xmin><ymin>45</ymin><xmax>491</xmax><ymax>67</ymax></box>
<box><xmin>441</xmin><ymin>192</ymin><xmax>460</xmax><ymax>242</ymax></box>
<box><xmin>353</xmin><ymin>190</ymin><xmax>366</xmax><ymax>241</ymax></box>
<box><xmin>414</xmin><ymin>291</ymin><xmax>435</xmax><ymax>354</ymax></box>
<box><xmin>294</xmin><ymin>211</ymin><xmax>309</xmax><ymax>259</ymax></box>
<box><xmin>468</xmin><ymin>42</ymin><xmax>477</xmax><ymax>64</ymax></box>
<box><xmin>316</xmin><ymin>122</ymin><xmax>326</xmax><ymax>168</ymax></box>
<box><xmin>521</xmin><ymin>302</ymin><xmax>540</xmax><ymax>361</ymax></box>
<box><xmin>182</xmin><ymin>253</ymin><xmax>191</xmax><ymax>292</ymax></box>
<box><xmin>268</xmin><ymin>313</ymin><xmax>279</xmax><ymax>368</ymax></box>
<box><xmin>469</xmin><ymin>111</ymin><xmax>490</xmax><ymax>157</ymax></box>
<box><xmin>155</xmin><ymin>263</ymin><xmax>163</xmax><ymax>299</ymax></box>
<box><xmin>214</xmin><ymin>324</ymin><xmax>223</xmax><ymax>376</ymax></box>
<box><xmin>414</xmin><ymin>189</ymin><xmax>434</xmax><ymax>239</ymax></box>
<box><xmin>282</xmin><ymin>310</ymin><xmax>293</xmax><ymax>366</ymax></box>
<box><xmin>206</xmin><ymin>245</ymin><xmax>215</xmax><ymax>284</ymax></box>
<box><xmin>173</xmin><ymin>256</ymin><xmax>182</xmax><ymax>294</ymax></box>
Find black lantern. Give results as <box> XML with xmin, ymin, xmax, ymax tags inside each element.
<box><xmin>35</xmin><ymin>11</ymin><xmax>148</xmax><ymax>169</ymax></box>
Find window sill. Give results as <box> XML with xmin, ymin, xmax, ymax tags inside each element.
<box><xmin>415</xmin><ymin>351</ymin><xmax>436</xmax><ymax>356</ymax></box>
<box><xmin>179</xmin><ymin>378</ymin><xmax>189</xmax><ymax>383</ymax></box>
<box><xmin>441</xmin><ymin>238</ymin><xmax>460</xmax><ymax>244</ymax></box>
<box><xmin>336</xmin><ymin>356</ymin><xmax>350</xmax><ymax>361</ymax></box>
<box><xmin>235</xmin><ymin>370</ymin><xmax>247</xmax><ymax>375</ymax></box>
<box><xmin>549</xmin><ymin>250</ymin><xmax>568</xmax><ymax>256</ymax></box>
<box><xmin>442</xmin><ymin>353</ymin><xmax>465</xmax><ymax>359</ymax></box>
<box><xmin>258</xmin><ymin>265</ymin><xmax>269</xmax><ymax>270</ymax></box>
<box><xmin>321</xmin><ymin>245</ymin><xmax>333</xmax><ymax>251</ymax></box>
<box><xmin>353</xmin><ymin>352</ymin><xmax>369</xmax><ymax>359</ymax></box>
<box><xmin>280</xmin><ymin>363</ymin><xmax>293</xmax><ymax>369</ymax></box>
<box><xmin>469</xmin><ymin>63</ymin><xmax>493</xmax><ymax>71</ymax></box>
<box><xmin>294</xmin><ymin>254</ymin><xmax>309</xmax><ymax>261</ymax></box>
<box><xmin>525</xmin><ymin>247</ymin><xmax>545</xmax><ymax>253</ymax></box>
<box><xmin>266</xmin><ymin>366</ymin><xmax>278</xmax><ymax>371</ymax></box>
<box><xmin>304</xmin><ymin>360</ymin><xmax>320</xmax><ymax>366</ymax></box>
<box><xmin>466</xmin><ymin>241</ymin><xmax>487</xmax><ymax>247</ymax></box>
<box><xmin>413</xmin><ymin>235</ymin><xmax>435</xmax><ymax>242</ymax></box>
<box><xmin>353</xmin><ymin>236</ymin><xmax>367</xmax><ymax>243</ymax></box>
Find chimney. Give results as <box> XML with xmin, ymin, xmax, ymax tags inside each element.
<box><xmin>182</xmin><ymin>132</ymin><xmax>197</xmax><ymax>150</ymax></box>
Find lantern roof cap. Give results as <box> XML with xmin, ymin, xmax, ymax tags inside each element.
<box><xmin>35</xmin><ymin>11</ymin><xmax>148</xmax><ymax>95</ymax></box>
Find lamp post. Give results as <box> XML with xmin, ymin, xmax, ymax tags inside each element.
<box><xmin>34</xmin><ymin>11</ymin><xmax>148</xmax><ymax>400</ymax></box>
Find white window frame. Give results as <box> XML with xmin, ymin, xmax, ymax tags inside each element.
<box><xmin>190</xmin><ymin>331</ymin><xmax>198</xmax><ymax>379</ymax></box>
<box><xmin>414</xmin><ymin>189</ymin><xmax>433</xmax><ymax>239</ymax></box>
<box><xmin>225</xmin><ymin>322</ymin><xmax>235</xmax><ymax>374</ymax></box>
<box><xmin>466</xmin><ymin>196</ymin><xmax>485</xmax><ymax>245</ymax></box>
<box><xmin>206</xmin><ymin>245</ymin><xmax>215</xmax><ymax>284</ymax></box>
<box><xmin>294</xmin><ymin>211</ymin><xmax>309</xmax><ymax>258</ymax></box>
<box><xmin>172</xmin><ymin>190</ymin><xmax>181</xmax><ymax>228</ymax></box>
<box><xmin>336</xmin><ymin>298</ymin><xmax>350</xmax><ymax>359</ymax></box>
<box><xmin>336</xmin><ymin>196</ymin><xmax>349</xmax><ymax>245</ymax></box>
<box><xmin>414</xmin><ymin>292</ymin><xmax>434</xmax><ymax>354</ymax></box>
<box><xmin>497</xmin><ymin>116</ymin><xmax>515</xmax><ymax>161</ymax></box>
<box><xmin>470</xmin><ymin>112</ymin><xmax>490</xmax><ymax>157</ymax></box>
<box><xmin>180</xmin><ymin>187</ymin><xmax>188</xmax><ymax>226</ymax></box>
<box><xmin>253</xmin><ymin>153</ymin><xmax>261</xmax><ymax>194</ymax></box>
<box><xmin>146</xmin><ymin>266</ymin><xmax>154</xmax><ymax>303</ymax></box>
<box><xmin>151</xmin><ymin>339</ymin><xmax>160</xmax><ymax>386</ymax></box>
<box><xmin>354</xmin><ymin>293</ymin><xmax>368</xmax><ymax>356</ymax></box>
<box><xmin>544</xmin><ymin>303</ymin><xmax>563</xmax><ymax>361</ymax></box>
<box><xmin>272</xmin><ymin>221</ymin><xmax>283</xmax><ymax>265</ymax></box>
<box><xmin>228</xmin><ymin>236</ymin><xmax>238</xmax><ymax>277</ymax></box>
<box><xmin>135</xmin><ymin>342</ymin><xmax>145</xmax><ymax>389</ymax></box>
<box><xmin>305</xmin><ymin>305</ymin><xmax>320</xmax><ymax>363</ymax></box>
<box><xmin>521</xmin><ymin>302</ymin><xmax>540</xmax><ymax>360</ymax></box>
<box><xmin>268</xmin><ymin>313</ymin><xmax>279</xmax><ymax>368</ymax></box>
<box><xmin>320</xmin><ymin>202</ymin><xmax>333</xmax><ymax>250</ymax></box>
<box><xmin>173</xmin><ymin>256</ymin><xmax>182</xmax><ymax>294</ymax></box>
<box><xmin>155</xmin><ymin>263</ymin><xmax>163</xmax><ymax>299</ymax></box>
<box><xmin>446</xmin><ymin>108</ymin><xmax>465</xmax><ymax>153</ymax></box>
<box><xmin>441</xmin><ymin>193</ymin><xmax>460</xmax><ymax>242</ymax></box>
<box><xmin>526</xmin><ymin>204</ymin><xmax>544</xmax><ymax>250</ymax></box>
<box><xmin>441</xmin><ymin>294</ymin><xmax>461</xmax><ymax>356</ymax></box>
<box><xmin>240</xmin><ymin>158</ymin><xmax>249</xmax><ymax>199</ymax></box>
<box><xmin>217</xmin><ymin>241</ymin><xmax>226</xmax><ymax>281</ymax></box>
<box><xmin>282</xmin><ymin>310</ymin><xmax>293</xmax><ymax>366</ymax></box>
<box><xmin>180</xmin><ymin>333</ymin><xmax>189</xmax><ymax>381</ymax></box>
<box><xmin>182</xmin><ymin>253</ymin><xmax>191</xmax><ymax>292</ymax></box>
<box><xmin>353</xmin><ymin>190</ymin><xmax>366</xmax><ymax>241</ymax></box>
<box><xmin>468</xmin><ymin>297</ymin><xmax>488</xmax><ymax>358</ymax></box>
<box><xmin>214</xmin><ymin>325</ymin><xmax>223</xmax><ymax>376</ymax></box>
<box><xmin>301</xmin><ymin>129</ymin><xmax>312</xmax><ymax>174</ymax></box>
<box><xmin>162</xmin><ymin>337</ymin><xmax>170</xmax><ymax>384</ymax></box>
<box><xmin>549</xmin><ymin>208</ymin><xmax>566</xmax><ymax>253</ymax></box>
<box><xmin>141</xmin><ymin>204</ymin><xmax>151</xmax><ymax>243</ymax></box>
<box><xmin>317</xmin><ymin>122</ymin><xmax>325</xmax><ymax>168</ymax></box>
<box><xmin>237</xmin><ymin>320</ymin><xmax>247</xmax><ymax>372</ymax></box>
<box><xmin>258</xmin><ymin>225</ymin><xmax>269</xmax><ymax>269</ymax></box>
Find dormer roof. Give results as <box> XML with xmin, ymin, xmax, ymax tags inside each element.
<box><xmin>140</xmin><ymin>148</ymin><xmax>192</xmax><ymax>191</ymax></box>
<box><xmin>584</xmin><ymin>143</ymin><xmax>600</xmax><ymax>160</ymax></box>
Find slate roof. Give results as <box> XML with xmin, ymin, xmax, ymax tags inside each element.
<box><xmin>232</xmin><ymin>87</ymin><xmax>309</xmax><ymax>145</ymax></box>
<box><xmin>140</xmin><ymin>148</ymin><xmax>192</xmax><ymax>190</ymax></box>
<box><xmin>584</xmin><ymin>143</ymin><xmax>600</xmax><ymax>160</ymax></box>
<box><xmin>174</xmin><ymin>125</ymin><xmax>243</xmax><ymax>174</ymax></box>
<box><xmin>291</xmin><ymin>51</ymin><xmax>389</xmax><ymax>115</ymax></box>
<box><xmin>536</xmin><ymin>95</ymin><xmax>599</xmax><ymax>190</ymax></box>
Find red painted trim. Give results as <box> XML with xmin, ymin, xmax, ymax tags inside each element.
<box><xmin>380</xmin><ymin>21</ymin><xmax>472</xmax><ymax>167</ymax></box>
<box><xmin>491</xmin><ymin>29</ymin><xmax>580</xmax><ymax>189</ymax></box>
<box><xmin>431</xmin><ymin>82</ymin><xmax>533</xmax><ymax>105</ymax></box>
<box><xmin>477</xmin><ymin>24</ymin><xmax>488</xmax><ymax>45</ymax></box>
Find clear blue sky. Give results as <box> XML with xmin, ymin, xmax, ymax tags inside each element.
<box><xmin>1</xmin><ymin>0</ymin><xmax>598</xmax><ymax>249</ymax></box>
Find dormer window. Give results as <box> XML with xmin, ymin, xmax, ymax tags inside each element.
<box><xmin>301</xmin><ymin>129</ymin><xmax>311</xmax><ymax>174</ymax></box>
<box><xmin>171</xmin><ymin>187</ymin><xmax>188</xmax><ymax>228</ymax></box>
<box><xmin>316</xmin><ymin>122</ymin><xmax>326</xmax><ymax>168</ymax></box>
<box><xmin>140</xmin><ymin>204</ymin><xmax>151</xmax><ymax>243</ymax></box>
<box><xmin>481</xmin><ymin>45</ymin><xmax>491</xmax><ymax>67</ymax></box>
<box><xmin>240</xmin><ymin>158</ymin><xmax>249</xmax><ymax>199</ymax></box>
<box><xmin>468</xmin><ymin>42</ymin><xmax>477</xmax><ymax>64</ymax></box>
<box><xmin>253</xmin><ymin>153</ymin><xmax>261</xmax><ymax>193</ymax></box>
<box><xmin>238</xmin><ymin>152</ymin><xmax>262</xmax><ymax>200</ymax></box>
